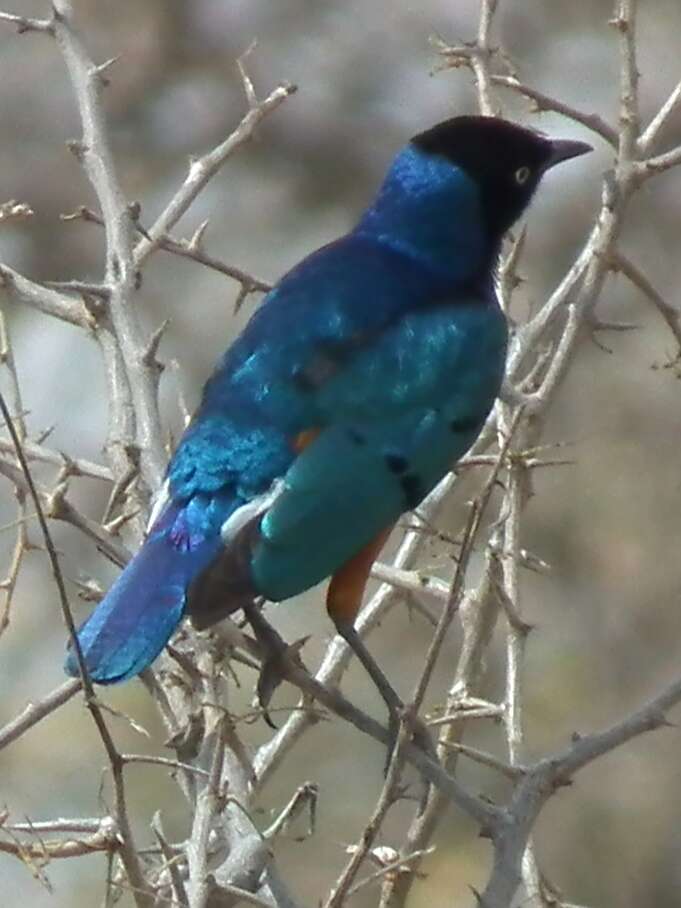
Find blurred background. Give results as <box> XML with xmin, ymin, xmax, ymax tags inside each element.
<box><xmin>2</xmin><ymin>0</ymin><xmax>681</xmax><ymax>905</ymax></box>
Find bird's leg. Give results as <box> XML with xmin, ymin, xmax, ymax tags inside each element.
<box><xmin>242</xmin><ymin>597</ymin><xmax>308</xmax><ymax>729</ymax></box>
<box><xmin>327</xmin><ymin>528</ymin><xmax>434</xmax><ymax>768</ymax></box>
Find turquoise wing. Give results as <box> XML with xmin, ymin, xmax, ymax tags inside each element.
<box><xmin>252</xmin><ymin>301</ymin><xmax>507</xmax><ymax>600</ymax></box>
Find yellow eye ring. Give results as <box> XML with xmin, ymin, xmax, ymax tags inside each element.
<box><xmin>514</xmin><ymin>165</ymin><xmax>531</xmax><ymax>185</ymax></box>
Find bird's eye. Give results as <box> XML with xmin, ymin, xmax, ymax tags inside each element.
<box><xmin>514</xmin><ymin>166</ymin><xmax>531</xmax><ymax>185</ymax></box>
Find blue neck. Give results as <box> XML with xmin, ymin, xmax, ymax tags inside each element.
<box><xmin>355</xmin><ymin>145</ymin><xmax>494</xmax><ymax>286</ymax></box>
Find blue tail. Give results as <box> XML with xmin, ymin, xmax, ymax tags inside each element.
<box><xmin>65</xmin><ymin>502</ymin><xmax>225</xmax><ymax>684</ymax></box>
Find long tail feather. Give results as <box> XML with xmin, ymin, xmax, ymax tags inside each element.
<box><xmin>65</xmin><ymin>514</ymin><xmax>223</xmax><ymax>684</ymax></box>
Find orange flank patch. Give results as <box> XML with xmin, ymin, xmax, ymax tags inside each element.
<box><xmin>292</xmin><ymin>427</ymin><xmax>321</xmax><ymax>453</ymax></box>
<box><xmin>327</xmin><ymin>527</ymin><xmax>393</xmax><ymax>625</ymax></box>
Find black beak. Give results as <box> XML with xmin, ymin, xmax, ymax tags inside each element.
<box><xmin>546</xmin><ymin>138</ymin><xmax>593</xmax><ymax>169</ymax></box>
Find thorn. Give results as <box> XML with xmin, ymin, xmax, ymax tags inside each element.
<box><xmin>79</xmin><ymin>292</ymin><xmax>106</xmax><ymax>329</ymax></box>
<box><xmin>0</xmin><ymin>200</ymin><xmax>34</xmax><ymax>222</ymax></box>
<box><xmin>233</xmin><ymin>284</ymin><xmax>250</xmax><ymax>314</ymax></box>
<box><xmin>70</xmin><ymin>575</ymin><xmax>104</xmax><ymax>603</ymax></box>
<box><xmin>237</xmin><ymin>40</ymin><xmax>259</xmax><ymax>108</ymax></box>
<box><xmin>142</xmin><ymin>319</ymin><xmax>170</xmax><ymax>372</ymax></box>
<box><xmin>60</xmin><ymin>205</ymin><xmax>103</xmax><ymax>225</ymax></box>
<box><xmin>56</xmin><ymin>451</ymin><xmax>77</xmax><ymax>482</ymax></box>
<box><xmin>0</xmin><ymin>265</ymin><xmax>14</xmax><ymax>289</ymax></box>
<box><xmin>588</xmin><ymin>330</ymin><xmax>614</xmax><ymax>355</ymax></box>
<box><xmin>123</xmin><ymin>441</ymin><xmax>142</xmax><ymax>467</ymax></box>
<box><xmin>188</xmin><ymin>219</ymin><xmax>209</xmax><ymax>252</ymax></box>
<box><xmin>103</xmin><ymin>507</ymin><xmax>140</xmax><ymax>536</ymax></box>
<box><xmin>518</xmin><ymin>547</ymin><xmax>552</xmax><ymax>574</ymax></box>
<box><xmin>493</xmin><ymin>576</ymin><xmax>534</xmax><ymax>635</ymax></box>
<box><xmin>469</xmin><ymin>884</ymin><xmax>486</xmax><ymax>905</ymax></box>
<box><xmin>650</xmin><ymin>709</ymin><xmax>676</xmax><ymax>730</ymax></box>
<box><xmin>127</xmin><ymin>200</ymin><xmax>142</xmax><ymax>222</ymax></box>
<box><xmin>66</xmin><ymin>139</ymin><xmax>87</xmax><ymax>161</ymax></box>
<box><xmin>91</xmin><ymin>55</ymin><xmax>120</xmax><ymax>86</ymax></box>
<box><xmin>589</xmin><ymin>316</ymin><xmax>641</xmax><ymax>333</ymax></box>
<box><xmin>97</xmin><ymin>700</ymin><xmax>151</xmax><ymax>738</ymax></box>
<box><xmin>551</xmin><ymin>774</ymin><xmax>574</xmax><ymax>791</ymax></box>
<box><xmin>36</xmin><ymin>425</ymin><xmax>60</xmax><ymax>445</ymax></box>
<box><xmin>45</xmin><ymin>481</ymin><xmax>69</xmax><ymax>520</ymax></box>
<box><xmin>165</xmin><ymin>644</ymin><xmax>204</xmax><ymax>685</ymax></box>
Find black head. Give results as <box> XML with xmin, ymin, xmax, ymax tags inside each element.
<box><xmin>412</xmin><ymin>116</ymin><xmax>591</xmax><ymax>240</ymax></box>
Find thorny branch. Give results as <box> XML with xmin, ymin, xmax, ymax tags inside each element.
<box><xmin>1</xmin><ymin>1</ymin><xmax>681</xmax><ymax>907</ymax></box>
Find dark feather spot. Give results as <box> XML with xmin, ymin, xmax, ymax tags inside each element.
<box><xmin>400</xmin><ymin>473</ymin><xmax>423</xmax><ymax>509</ymax></box>
<box><xmin>292</xmin><ymin>335</ymin><xmax>372</xmax><ymax>393</ymax></box>
<box><xmin>385</xmin><ymin>453</ymin><xmax>408</xmax><ymax>474</ymax></box>
<box><xmin>449</xmin><ymin>416</ymin><xmax>482</xmax><ymax>434</ymax></box>
<box><xmin>347</xmin><ymin>428</ymin><xmax>366</xmax><ymax>445</ymax></box>
<box><xmin>291</xmin><ymin>366</ymin><xmax>317</xmax><ymax>392</ymax></box>
<box><xmin>292</xmin><ymin>350</ymin><xmax>342</xmax><ymax>391</ymax></box>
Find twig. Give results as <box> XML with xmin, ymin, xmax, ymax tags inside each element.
<box><xmin>481</xmin><ymin>670</ymin><xmax>681</xmax><ymax>907</ymax></box>
<box><xmin>612</xmin><ymin>0</ymin><xmax>640</xmax><ymax>163</ymax></box>
<box><xmin>408</xmin><ymin>409</ymin><xmax>523</xmax><ymax>717</ymax></box>
<box><xmin>186</xmin><ymin>657</ymin><xmax>227</xmax><ymax>908</ymax></box>
<box><xmin>52</xmin><ymin>0</ymin><xmax>166</xmax><ymax>490</ymax></box>
<box><xmin>323</xmin><ymin>720</ymin><xmax>412</xmax><ymax>908</ymax></box>
<box><xmin>348</xmin><ymin>847</ymin><xmax>434</xmax><ymax>898</ymax></box>
<box><xmin>441</xmin><ymin>742</ymin><xmax>523</xmax><ymax>780</ymax></box>
<box><xmin>263</xmin><ymin>782</ymin><xmax>318</xmax><ymax>840</ymax></box>
<box><xmin>261</xmin><ymin>631</ymin><xmax>499</xmax><ymax>829</ymax></box>
<box><xmin>0</xmin><ymin>678</ymin><xmax>82</xmax><ymax>751</ymax></box>
<box><xmin>62</xmin><ymin>204</ymin><xmax>272</xmax><ymax>294</ymax></box>
<box><xmin>0</xmin><ymin>263</ymin><xmax>91</xmax><ymax>327</ymax></box>
<box><xmin>121</xmin><ymin>754</ymin><xmax>210</xmax><ymax>779</ymax></box>
<box><xmin>0</xmin><ymin>199</ymin><xmax>34</xmax><ymax>221</ymax></box>
<box><xmin>610</xmin><ymin>252</ymin><xmax>681</xmax><ymax>354</ymax></box>
<box><xmin>0</xmin><ymin>436</ymin><xmax>112</xmax><ymax>481</ymax></box>
<box><xmin>490</xmin><ymin>75</ymin><xmax>618</xmax><ymax>147</ymax></box>
<box><xmin>472</xmin><ymin>0</ymin><xmax>501</xmax><ymax>116</ymax></box>
<box><xmin>639</xmin><ymin>77</ymin><xmax>681</xmax><ymax>153</ymax></box>
<box><xmin>0</xmin><ymin>825</ymin><xmax>120</xmax><ymax>859</ymax></box>
<box><xmin>0</xmin><ymin>310</ymin><xmax>30</xmax><ymax>637</ymax></box>
<box><xmin>5</xmin><ymin>817</ymin><xmax>110</xmax><ymax>834</ymax></box>
<box><xmin>370</xmin><ymin>562</ymin><xmax>449</xmax><ymax>605</ymax></box>
<box><xmin>152</xmin><ymin>812</ymin><xmax>189</xmax><ymax>908</ymax></box>
<box><xmin>0</xmin><ymin>382</ymin><xmax>153</xmax><ymax>907</ymax></box>
<box><xmin>638</xmin><ymin>144</ymin><xmax>681</xmax><ymax>177</ymax></box>
<box><xmin>0</xmin><ymin>10</ymin><xmax>54</xmax><ymax>33</ymax></box>
<box><xmin>133</xmin><ymin>82</ymin><xmax>297</xmax><ymax>269</ymax></box>
<box><xmin>497</xmin><ymin>416</ymin><xmax>543</xmax><ymax>903</ymax></box>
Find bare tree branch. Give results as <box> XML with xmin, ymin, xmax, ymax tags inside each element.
<box><xmin>133</xmin><ymin>82</ymin><xmax>297</xmax><ymax>270</ymax></box>
<box><xmin>0</xmin><ymin>679</ymin><xmax>82</xmax><ymax>751</ymax></box>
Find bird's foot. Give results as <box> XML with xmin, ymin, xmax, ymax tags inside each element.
<box><xmin>256</xmin><ymin>635</ymin><xmax>309</xmax><ymax>729</ymax></box>
<box><xmin>242</xmin><ymin>600</ymin><xmax>308</xmax><ymax>729</ymax></box>
<box><xmin>386</xmin><ymin>703</ymin><xmax>436</xmax><ymax>765</ymax></box>
<box><xmin>385</xmin><ymin>703</ymin><xmax>436</xmax><ymax>813</ymax></box>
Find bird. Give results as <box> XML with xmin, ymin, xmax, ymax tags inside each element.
<box><xmin>65</xmin><ymin>116</ymin><xmax>590</xmax><ymax>728</ymax></box>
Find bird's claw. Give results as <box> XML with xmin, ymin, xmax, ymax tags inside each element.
<box><xmin>255</xmin><ymin>635</ymin><xmax>310</xmax><ymax>728</ymax></box>
<box><xmin>384</xmin><ymin>706</ymin><xmax>435</xmax><ymax>814</ymax></box>
<box><xmin>384</xmin><ymin>705</ymin><xmax>436</xmax><ymax>765</ymax></box>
